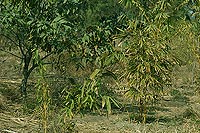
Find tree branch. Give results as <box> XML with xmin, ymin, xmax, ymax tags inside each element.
<box><xmin>0</xmin><ymin>29</ymin><xmax>26</xmax><ymax>57</ymax></box>
<box><xmin>0</xmin><ymin>33</ymin><xmax>19</xmax><ymax>47</ymax></box>
<box><xmin>41</xmin><ymin>51</ymin><xmax>54</xmax><ymax>60</ymax></box>
<box><xmin>27</xmin><ymin>51</ymin><xmax>54</xmax><ymax>75</ymax></box>
<box><xmin>16</xmin><ymin>33</ymin><xmax>25</xmax><ymax>56</ymax></box>
<box><xmin>0</xmin><ymin>48</ymin><xmax>22</xmax><ymax>59</ymax></box>
<box><xmin>28</xmin><ymin>62</ymin><xmax>52</xmax><ymax>76</ymax></box>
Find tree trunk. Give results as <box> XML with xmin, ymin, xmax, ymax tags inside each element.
<box><xmin>20</xmin><ymin>50</ymin><xmax>32</xmax><ymax>97</ymax></box>
<box><xmin>20</xmin><ymin>69</ymin><xmax>30</xmax><ymax>97</ymax></box>
<box><xmin>139</xmin><ymin>98</ymin><xmax>147</xmax><ymax>123</ymax></box>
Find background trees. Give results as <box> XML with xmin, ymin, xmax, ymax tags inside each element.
<box><xmin>0</xmin><ymin>0</ymin><xmax>200</xmax><ymax>131</ymax></box>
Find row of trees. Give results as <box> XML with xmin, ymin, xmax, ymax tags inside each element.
<box><xmin>0</xmin><ymin>0</ymin><xmax>199</xmax><ymax>125</ymax></box>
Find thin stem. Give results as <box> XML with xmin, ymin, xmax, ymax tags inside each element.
<box><xmin>0</xmin><ymin>48</ymin><xmax>22</xmax><ymax>59</ymax></box>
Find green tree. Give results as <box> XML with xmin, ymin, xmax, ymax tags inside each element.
<box><xmin>51</xmin><ymin>0</ymin><xmax>124</xmax><ymax>117</ymax></box>
<box><xmin>53</xmin><ymin>18</ymin><xmax>121</xmax><ymax>117</ymax></box>
<box><xmin>0</xmin><ymin>0</ymin><xmax>78</xmax><ymax>97</ymax></box>
<box><xmin>117</xmin><ymin>0</ymin><xmax>193</xmax><ymax>123</ymax></box>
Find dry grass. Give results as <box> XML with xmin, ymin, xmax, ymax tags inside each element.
<box><xmin>0</xmin><ymin>112</ymin><xmax>40</xmax><ymax>133</ymax></box>
<box><xmin>0</xmin><ymin>110</ymin><xmax>199</xmax><ymax>133</ymax></box>
<box><xmin>75</xmin><ymin>115</ymin><xmax>200</xmax><ymax>133</ymax></box>
<box><xmin>0</xmin><ymin>52</ymin><xmax>200</xmax><ymax>133</ymax></box>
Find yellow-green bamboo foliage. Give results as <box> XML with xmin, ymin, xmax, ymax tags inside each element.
<box><xmin>117</xmin><ymin>0</ymin><xmax>194</xmax><ymax>123</ymax></box>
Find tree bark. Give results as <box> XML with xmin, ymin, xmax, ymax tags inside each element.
<box><xmin>139</xmin><ymin>98</ymin><xmax>147</xmax><ymax>123</ymax></box>
<box><xmin>19</xmin><ymin>49</ymin><xmax>52</xmax><ymax>97</ymax></box>
<box><xmin>20</xmin><ymin>69</ymin><xmax>30</xmax><ymax>97</ymax></box>
<box><xmin>20</xmin><ymin>50</ymin><xmax>32</xmax><ymax>97</ymax></box>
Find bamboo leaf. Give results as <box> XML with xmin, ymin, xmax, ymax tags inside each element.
<box><xmin>109</xmin><ymin>97</ymin><xmax>120</xmax><ymax>108</ymax></box>
<box><xmin>106</xmin><ymin>96</ymin><xmax>111</xmax><ymax>114</ymax></box>
<box><xmin>102</xmin><ymin>96</ymin><xmax>106</xmax><ymax>109</ymax></box>
<box><xmin>102</xmin><ymin>70</ymin><xmax>117</xmax><ymax>80</ymax></box>
<box><xmin>90</xmin><ymin>69</ymin><xmax>100</xmax><ymax>80</ymax></box>
<box><xmin>89</xmin><ymin>95</ymin><xmax>94</xmax><ymax>109</ymax></box>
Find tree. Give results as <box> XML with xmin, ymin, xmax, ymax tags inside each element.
<box><xmin>46</xmin><ymin>0</ymin><xmax>126</xmax><ymax>117</ymax></box>
<box><xmin>0</xmin><ymin>0</ymin><xmax>78</xmax><ymax>97</ymax></box>
<box><xmin>117</xmin><ymin>0</ymin><xmax>194</xmax><ymax>123</ymax></box>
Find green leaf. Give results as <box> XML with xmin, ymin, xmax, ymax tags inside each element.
<box><xmin>106</xmin><ymin>96</ymin><xmax>111</xmax><ymax>114</ymax></box>
<box><xmin>82</xmin><ymin>95</ymin><xmax>89</xmax><ymax>104</ymax></box>
<box><xmin>89</xmin><ymin>95</ymin><xmax>93</xmax><ymax>109</ymax></box>
<box><xmin>59</xmin><ymin>19</ymin><xmax>67</xmax><ymax>24</ymax></box>
<box><xmin>102</xmin><ymin>96</ymin><xmax>106</xmax><ymax>109</ymax></box>
<box><xmin>53</xmin><ymin>16</ymin><xmax>62</xmax><ymax>23</ymax></box>
<box><xmin>104</xmin><ymin>54</ymin><xmax>114</xmax><ymax>66</ymax></box>
<box><xmin>82</xmin><ymin>34</ymin><xmax>90</xmax><ymax>43</ymax></box>
<box><xmin>81</xmin><ymin>81</ymin><xmax>86</xmax><ymax>97</ymax></box>
<box><xmin>90</xmin><ymin>69</ymin><xmax>100</xmax><ymax>80</ymax></box>
<box><xmin>109</xmin><ymin>97</ymin><xmax>120</xmax><ymax>108</ymax></box>
<box><xmin>102</xmin><ymin>70</ymin><xmax>117</xmax><ymax>80</ymax></box>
